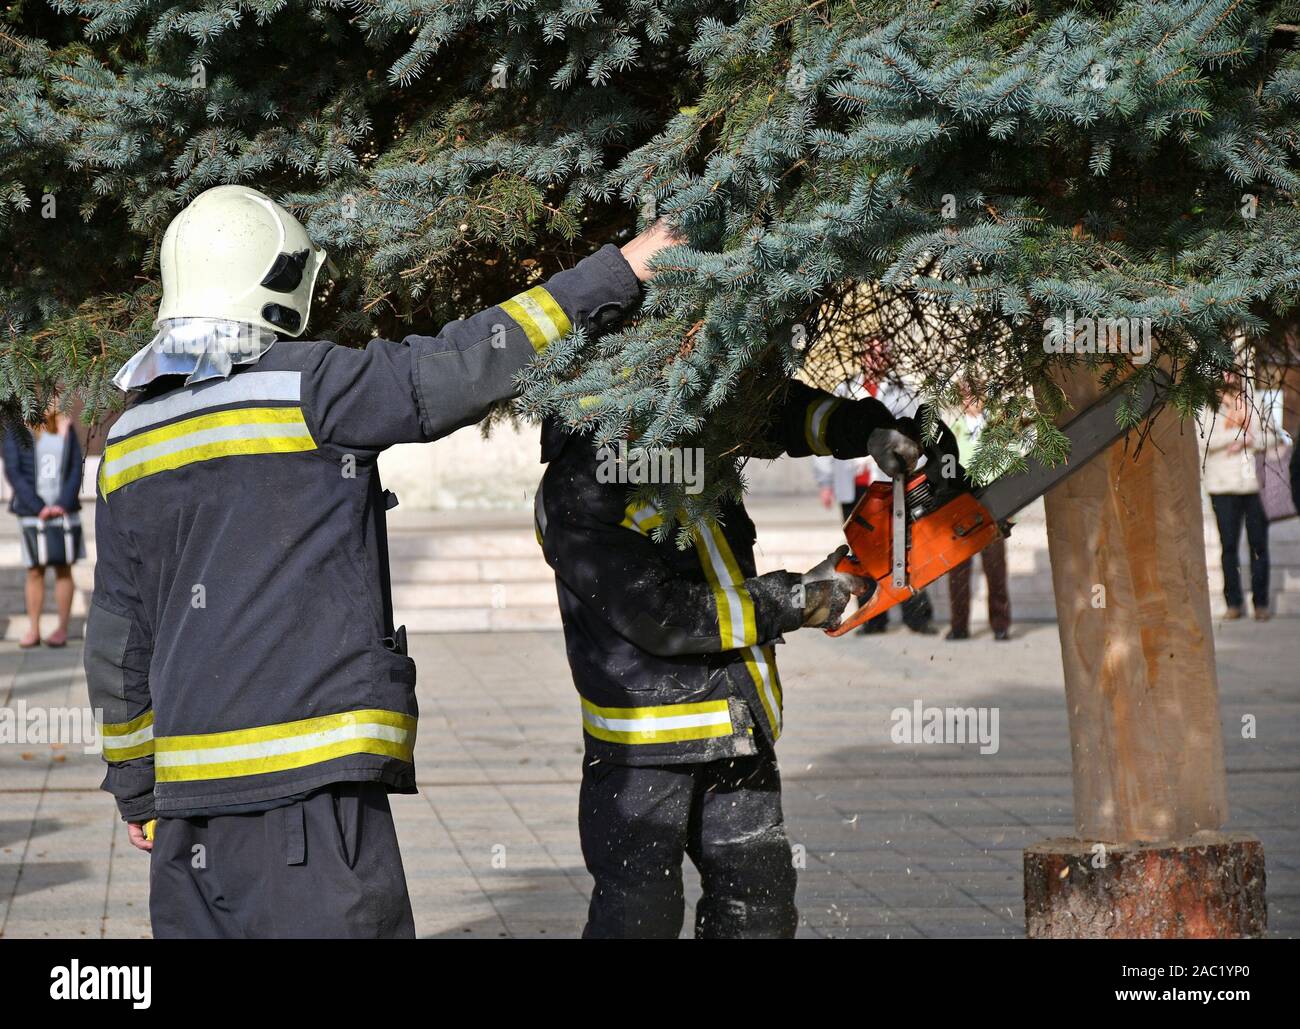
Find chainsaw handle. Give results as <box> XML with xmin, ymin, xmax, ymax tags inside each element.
<box><xmin>893</xmin><ymin>406</ymin><xmax>960</xmax><ymax>483</ymax></box>
<box><xmin>825</xmin><ymin>573</ymin><xmax>899</xmax><ymax>637</ymax></box>
<box><xmin>908</xmin><ymin>406</ymin><xmax>958</xmax><ymax>468</ymax></box>
<box><xmin>922</xmin><ymin>410</ymin><xmax>960</xmax><ymax>467</ymax></box>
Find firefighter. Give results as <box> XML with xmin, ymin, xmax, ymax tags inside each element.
<box><xmin>85</xmin><ymin>184</ymin><xmax>670</xmax><ymax>938</ymax></box>
<box><xmin>535</xmin><ymin>381</ymin><xmax>922</xmax><ymax>938</ymax></box>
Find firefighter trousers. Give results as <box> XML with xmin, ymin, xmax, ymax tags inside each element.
<box><xmin>149</xmin><ymin>782</ymin><xmax>416</xmax><ymax>939</ymax></box>
<box><xmin>579</xmin><ymin>747</ymin><xmax>798</xmax><ymax>939</ymax></box>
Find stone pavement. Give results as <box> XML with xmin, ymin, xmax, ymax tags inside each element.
<box><xmin>1</xmin><ymin>621</ymin><xmax>1296</xmax><ymax>939</ymax></box>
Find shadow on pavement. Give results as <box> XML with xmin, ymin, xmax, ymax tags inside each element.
<box><xmin>0</xmin><ymin>818</ymin><xmax>65</xmax><ymax>850</ymax></box>
<box><xmin>1</xmin><ymin>859</ymin><xmax>94</xmax><ymax>900</ymax></box>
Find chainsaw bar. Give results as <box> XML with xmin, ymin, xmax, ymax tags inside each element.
<box><xmin>973</xmin><ymin>371</ymin><xmax>1167</xmax><ymax>525</ymax></box>
<box><xmin>891</xmin><ymin>474</ymin><xmax>907</xmax><ymax>588</ymax></box>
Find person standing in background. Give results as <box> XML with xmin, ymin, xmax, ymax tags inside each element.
<box><xmin>2</xmin><ymin>400</ymin><xmax>85</xmax><ymax>648</ymax></box>
<box><xmin>1203</xmin><ymin>380</ymin><xmax>1272</xmax><ymax>621</ymax></box>
<box><xmin>943</xmin><ymin>396</ymin><xmax>1010</xmax><ymax>641</ymax></box>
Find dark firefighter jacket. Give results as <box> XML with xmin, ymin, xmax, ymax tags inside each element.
<box><xmin>87</xmin><ymin>244</ymin><xmax>641</xmax><ymax>821</ymax></box>
<box><xmin>536</xmin><ymin>381</ymin><xmax>896</xmax><ymax>765</ymax></box>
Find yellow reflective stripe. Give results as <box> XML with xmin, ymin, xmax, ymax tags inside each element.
<box><xmin>103</xmin><ymin>434</ymin><xmax>316</xmax><ymax>495</ymax></box>
<box><xmin>804</xmin><ymin>397</ymin><xmax>842</xmax><ymax>456</ymax></box>
<box><xmin>581</xmin><ymin>697</ymin><xmax>733</xmax><ymax>745</ymax></box>
<box><xmin>694</xmin><ymin>518</ymin><xmax>757</xmax><ymax>649</ymax></box>
<box><xmin>500</xmin><ymin>286</ymin><xmax>572</xmax><ymax>352</ymax></box>
<box><xmin>102</xmin><ymin>710</ymin><xmax>154</xmax><ymax>736</ymax></box>
<box><xmin>741</xmin><ymin>644</ymin><xmax>783</xmax><ymax>742</ymax></box>
<box><xmin>690</xmin><ymin>519</ymin><xmax>782</xmax><ymax>738</ymax></box>
<box><xmin>101</xmin><ymin>407</ymin><xmax>316</xmax><ymax>495</ymax></box>
<box><xmin>104</xmin><ymin>739</ymin><xmax>156</xmax><ymax>761</ymax></box>
<box><xmin>107</xmin><ymin>371</ymin><xmax>303</xmax><ymax>441</ymax></box>
<box><xmin>768</xmin><ymin>646</ymin><xmax>783</xmax><ymax>709</ymax></box>
<box><xmin>620</xmin><ymin>502</ymin><xmax>664</xmax><ymax>535</ymax></box>
<box><xmin>156</xmin><ymin>709</ymin><xmax>414</xmax><ymax>752</ymax></box>
<box><xmin>103</xmin><ymin>407</ymin><xmax>302</xmax><ymax>461</ymax></box>
<box><xmin>695</xmin><ymin>529</ymin><xmax>737</xmax><ymax>646</ymax></box>
<box><xmin>156</xmin><ymin>737</ymin><xmax>413</xmax><ymax>783</ymax></box>
<box><xmin>153</xmin><ymin>709</ymin><xmax>416</xmax><ymax>783</ymax></box>
<box><xmin>526</xmin><ymin>287</ymin><xmax>571</xmax><ymax>340</ymax></box>
<box><xmin>101</xmin><ymin>710</ymin><xmax>155</xmax><ymax>761</ymax></box>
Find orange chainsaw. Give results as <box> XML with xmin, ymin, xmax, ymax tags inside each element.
<box><xmin>827</xmin><ymin>373</ymin><xmax>1164</xmax><ymax>637</ymax></box>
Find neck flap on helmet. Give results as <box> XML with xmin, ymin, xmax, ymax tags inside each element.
<box><xmin>112</xmin><ymin>318</ymin><xmax>279</xmax><ymax>392</ymax></box>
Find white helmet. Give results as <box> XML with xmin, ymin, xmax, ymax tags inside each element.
<box><xmin>156</xmin><ymin>185</ymin><xmax>327</xmax><ymax>337</ymax></box>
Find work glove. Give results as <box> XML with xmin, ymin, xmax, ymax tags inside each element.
<box><xmin>868</xmin><ymin>423</ymin><xmax>923</xmax><ymax>478</ymax></box>
<box><xmin>799</xmin><ymin>545</ymin><xmax>873</xmax><ymax>630</ymax></box>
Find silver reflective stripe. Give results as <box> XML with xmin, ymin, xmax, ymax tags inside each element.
<box><xmin>744</xmin><ymin>645</ymin><xmax>781</xmax><ymax>735</ymax></box>
<box><xmin>809</xmin><ymin>398</ymin><xmax>836</xmax><ymax>454</ymax></box>
<box><xmin>100</xmin><ymin>419</ymin><xmax>313</xmax><ymax>481</ymax></box>
<box><xmin>104</xmin><ymin>722</ymin><xmax>155</xmax><ymax>750</ymax></box>
<box><xmin>622</xmin><ymin>503</ymin><xmax>661</xmax><ymax>535</ymax></box>
<box><xmin>109</xmin><ymin>370</ymin><xmax>303</xmax><ymax>440</ymax></box>
<box><xmin>154</xmin><ymin>720</ymin><xmax>410</xmax><ymax>770</ymax></box>
<box><xmin>503</xmin><ymin>288</ymin><xmax>569</xmax><ymax>349</ymax></box>
<box><xmin>695</xmin><ymin>521</ymin><xmax>752</xmax><ymax>650</ymax></box>
<box><xmin>582</xmin><ymin>708</ymin><xmax>732</xmax><ymax>734</ymax></box>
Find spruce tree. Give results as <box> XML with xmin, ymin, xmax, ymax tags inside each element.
<box><xmin>3</xmin><ymin>1</ymin><xmax>1299</xmax><ymax>537</ymax></box>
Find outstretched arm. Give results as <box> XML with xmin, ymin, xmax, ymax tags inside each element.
<box><xmin>306</xmin><ymin>222</ymin><xmax>680</xmax><ymax>452</ymax></box>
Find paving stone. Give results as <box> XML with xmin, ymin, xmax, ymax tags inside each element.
<box><xmin>1</xmin><ymin>620</ymin><xmax>1296</xmax><ymax>938</ymax></box>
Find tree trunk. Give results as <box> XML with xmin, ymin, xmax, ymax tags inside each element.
<box><xmin>1024</xmin><ymin>834</ymin><xmax>1267</xmax><ymax>939</ymax></box>
<box><xmin>1040</xmin><ymin>368</ymin><xmax>1227</xmax><ymax>841</ymax></box>
<box><xmin>1025</xmin><ymin>368</ymin><xmax>1268</xmax><ymax>938</ymax></box>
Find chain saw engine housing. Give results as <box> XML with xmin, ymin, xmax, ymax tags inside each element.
<box><xmin>827</xmin><ymin>418</ymin><xmax>1004</xmax><ymax>637</ymax></box>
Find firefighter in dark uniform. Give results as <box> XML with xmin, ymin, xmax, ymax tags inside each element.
<box><xmin>536</xmin><ymin>381</ymin><xmax>922</xmax><ymax>938</ymax></box>
<box><xmin>85</xmin><ymin>184</ymin><xmax>668</xmax><ymax>938</ymax></box>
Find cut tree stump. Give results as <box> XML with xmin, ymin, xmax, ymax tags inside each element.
<box><xmin>1025</xmin><ymin>833</ymin><xmax>1267</xmax><ymax>939</ymax></box>
<box><xmin>1029</xmin><ymin>367</ymin><xmax>1266</xmax><ymax>937</ymax></box>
